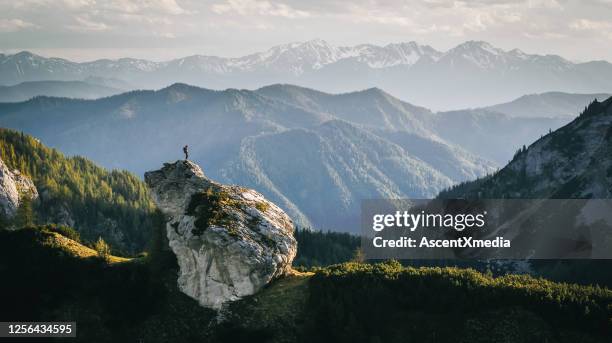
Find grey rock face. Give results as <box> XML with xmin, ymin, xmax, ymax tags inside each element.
<box><xmin>145</xmin><ymin>160</ymin><xmax>297</xmax><ymax>309</ymax></box>
<box><xmin>0</xmin><ymin>158</ymin><xmax>37</xmax><ymax>219</ymax></box>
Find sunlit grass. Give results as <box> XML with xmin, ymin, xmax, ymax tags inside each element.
<box><xmin>43</xmin><ymin>231</ymin><xmax>132</xmax><ymax>264</ymax></box>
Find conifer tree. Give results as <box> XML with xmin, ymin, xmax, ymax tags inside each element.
<box><xmin>94</xmin><ymin>237</ymin><xmax>111</xmax><ymax>262</ymax></box>
<box><xmin>14</xmin><ymin>197</ymin><xmax>35</xmax><ymax>228</ymax></box>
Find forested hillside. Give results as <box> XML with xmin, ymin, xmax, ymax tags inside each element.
<box><xmin>293</xmin><ymin>229</ymin><xmax>361</xmax><ymax>267</ymax></box>
<box><xmin>0</xmin><ymin>129</ymin><xmax>155</xmax><ymax>253</ymax></box>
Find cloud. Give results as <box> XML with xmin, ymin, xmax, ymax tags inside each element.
<box><xmin>569</xmin><ymin>18</ymin><xmax>612</xmax><ymax>40</ymax></box>
<box><xmin>0</xmin><ymin>19</ymin><xmax>38</xmax><ymax>32</ymax></box>
<box><xmin>570</xmin><ymin>18</ymin><xmax>612</xmax><ymax>31</ymax></box>
<box><xmin>102</xmin><ymin>0</ymin><xmax>188</xmax><ymax>15</ymax></box>
<box><xmin>61</xmin><ymin>0</ymin><xmax>96</xmax><ymax>9</ymax></box>
<box><xmin>212</xmin><ymin>0</ymin><xmax>310</xmax><ymax>18</ymax></box>
<box><xmin>526</xmin><ymin>0</ymin><xmax>563</xmax><ymax>9</ymax></box>
<box><xmin>67</xmin><ymin>15</ymin><xmax>110</xmax><ymax>31</ymax></box>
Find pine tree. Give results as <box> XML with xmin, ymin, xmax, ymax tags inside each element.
<box><xmin>14</xmin><ymin>197</ymin><xmax>35</xmax><ymax>228</ymax></box>
<box><xmin>94</xmin><ymin>237</ymin><xmax>111</xmax><ymax>262</ymax></box>
<box><xmin>351</xmin><ymin>247</ymin><xmax>365</xmax><ymax>263</ymax></box>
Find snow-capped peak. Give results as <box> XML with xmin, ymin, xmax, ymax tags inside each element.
<box><xmin>452</xmin><ymin>41</ymin><xmax>501</xmax><ymax>54</ymax></box>
<box><xmin>441</xmin><ymin>41</ymin><xmax>522</xmax><ymax>69</ymax></box>
<box><xmin>210</xmin><ymin>39</ymin><xmax>441</xmax><ymax>74</ymax></box>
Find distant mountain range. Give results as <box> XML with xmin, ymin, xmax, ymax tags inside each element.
<box><xmin>0</xmin><ymin>80</ymin><xmax>123</xmax><ymax>102</ymax></box>
<box><xmin>0</xmin><ymin>83</ymin><xmax>571</xmax><ymax>230</ymax></box>
<box><xmin>0</xmin><ymin>79</ymin><xmax>604</xmax><ymax>122</ymax></box>
<box><xmin>2</xmin><ymin>40</ymin><xmax>612</xmax><ymax>109</ymax></box>
<box><xmin>483</xmin><ymin>92</ymin><xmax>611</xmax><ymax>118</ymax></box>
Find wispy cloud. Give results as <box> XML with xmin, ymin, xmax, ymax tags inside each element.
<box><xmin>0</xmin><ymin>18</ymin><xmax>38</xmax><ymax>32</ymax></box>
<box><xmin>570</xmin><ymin>18</ymin><xmax>612</xmax><ymax>30</ymax></box>
<box><xmin>212</xmin><ymin>0</ymin><xmax>310</xmax><ymax>18</ymax></box>
<box><xmin>67</xmin><ymin>15</ymin><xmax>110</xmax><ymax>31</ymax></box>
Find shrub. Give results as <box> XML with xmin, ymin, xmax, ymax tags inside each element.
<box><xmin>94</xmin><ymin>237</ymin><xmax>111</xmax><ymax>262</ymax></box>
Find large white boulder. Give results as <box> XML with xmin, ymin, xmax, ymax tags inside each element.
<box><xmin>145</xmin><ymin>160</ymin><xmax>297</xmax><ymax>309</ymax></box>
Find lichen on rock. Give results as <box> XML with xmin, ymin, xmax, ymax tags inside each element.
<box><xmin>145</xmin><ymin>160</ymin><xmax>297</xmax><ymax>309</ymax></box>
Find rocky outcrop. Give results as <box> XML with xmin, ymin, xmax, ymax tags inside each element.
<box><xmin>0</xmin><ymin>158</ymin><xmax>37</xmax><ymax>220</ymax></box>
<box><xmin>145</xmin><ymin>160</ymin><xmax>297</xmax><ymax>309</ymax></box>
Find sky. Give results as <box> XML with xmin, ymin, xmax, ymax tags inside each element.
<box><xmin>0</xmin><ymin>0</ymin><xmax>611</xmax><ymax>62</ymax></box>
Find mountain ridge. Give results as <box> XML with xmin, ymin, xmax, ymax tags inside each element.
<box><xmin>0</xmin><ymin>80</ymin><xmax>123</xmax><ymax>102</ymax></box>
<box><xmin>2</xmin><ymin>39</ymin><xmax>582</xmax><ymax>75</ymax></box>
<box><xmin>3</xmin><ymin>40</ymin><xmax>612</xmax><ymax>109</ymax></box>
<box><xmin>483</xmin><ymin>91</ymin><xmax>611</xmax><ymax>118</ymax></box>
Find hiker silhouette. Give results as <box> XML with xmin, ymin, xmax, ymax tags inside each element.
<box><xmin>183</xmin><ymin>145</ymin><xmax>189</xmax><ymax>160</ymax></box>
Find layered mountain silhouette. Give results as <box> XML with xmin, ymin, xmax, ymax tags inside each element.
<box><xmin>0</xmin><ymin>83</ymin><xmax>572</xmax><ymax>230</ymax></box>
<box><xmin>0</xmin><ymin>80</ymin><xmax>123</xmax><ymax>102</ymax></box>
<box><xmin>2</xmin><ymin>40</ymin><xmax>612</xmax><ymax>109</ymax></box>
<box><xmin>483</xmin><ymin>92</ymin><xmax>611</xmax><ymax>118</ymax></box>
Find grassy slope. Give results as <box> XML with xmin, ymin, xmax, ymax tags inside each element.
<box><xmin>1</xmin><ymin>228</ymin><xmax>610</xmax><ymax>342</ymax></box>
<box><xmin>36</xmin><ymin>229</ymin><xmax>131</xmax><ymax>263</ymax></box>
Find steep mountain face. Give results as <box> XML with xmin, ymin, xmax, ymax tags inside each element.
<box><xmin>0</xmin><ymin>83</ymin><xmax>567</xmax><ymax>231</ymax></box>
<box><xmin>440</xmin><ymin>97</ymin><xmax>612</xmax><ymax>199</ymax></box>
<box><xmin>0</xmin><ymin>157</ymin><xmax>37</xmax><ymax>220</ymax></box>
<box><xmin>145</xmin><ymin>160</ymin><xmax>297</xmax><ymax>309</ymax></box>
<box><xmin>484</xmin><ymin>92</ymin><xmax>611</xmax><ymax>118</ymax></box>
<box><xmin>3</xmin><ymin>40</ymin><xmax>612</xmax><ymax>109</ymax></box>
<box><xmin>0</xmin><ymin>80</ymin><xmax>122</xmax><ymax>102</ymax></box>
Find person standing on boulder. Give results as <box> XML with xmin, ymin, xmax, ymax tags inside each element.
<box><xmin>183</xmin><ymin>145</ymin><xmax>189</xmax><ymax>160</ymax></box>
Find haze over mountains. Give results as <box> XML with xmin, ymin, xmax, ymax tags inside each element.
<box><xmin>0</xmin><ymin>80</ymin><xmax>123</xmax><ymax>102</ymax></box>
<box><xmin>2</xmin><ymin>39</ymin><xmax>612</xmax><ymax>109</ymax></box>
<box><xmin>0</xmin><ymin>39</ymin><xmax>604</xmax><ymax>231</ymax></box>
<box><xmin>483</xmin><ymin>92</ymin><xmax>611</xmax><ymax>118</ymax></box>
<box><xmin>0</xmin><ymin>83</ymin><xmax>572</xmax><ymax>230</ymax></box>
